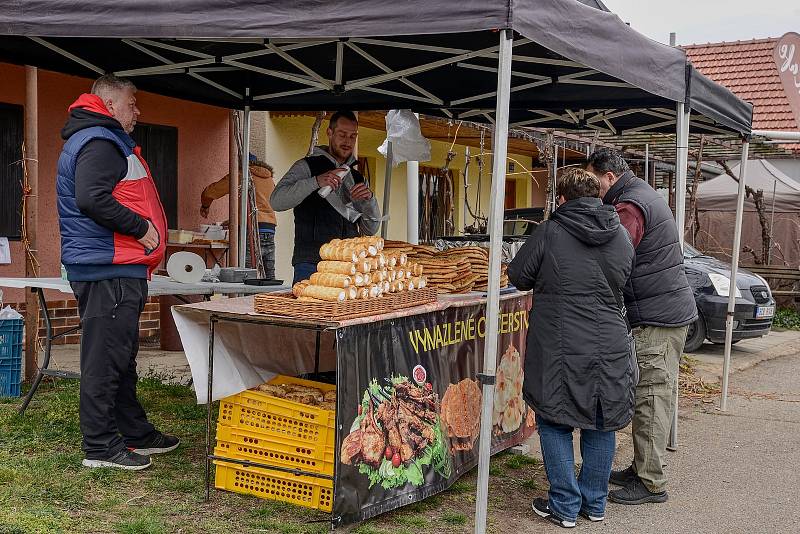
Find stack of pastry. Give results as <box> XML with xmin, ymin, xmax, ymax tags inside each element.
<box><xmin>291</xmin><ymin>237</ymin><xmax>427</xmax><ymax>302</ymax></box>
<box><xmin>413</xmin><ymin>255</ymin><xmax>480</xmax><ymax>294</ymax></box>
<box><xmin>440</xmin><ymin>247</ymin><xmax>509</xmax><ymax>291</ymax></box>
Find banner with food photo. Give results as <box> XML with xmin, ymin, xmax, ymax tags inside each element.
<box><xmin>333</xmin><ymin>294</ymin><xmax>534</xmax><ymax>526</ymax></box>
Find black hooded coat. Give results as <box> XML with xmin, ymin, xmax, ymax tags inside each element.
<box><xmin>508</xmin><ymin>197</ymin><xmax>636</xmax><ymax>431</ymax></box>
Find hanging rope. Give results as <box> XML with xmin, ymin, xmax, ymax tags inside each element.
<box><xmin>19</xmin><ymin>143</ymin><xmax>39</xmax><ymax>278</ymax></box>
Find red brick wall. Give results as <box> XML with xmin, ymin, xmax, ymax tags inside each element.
<box><xmin>10</xmin><ymin>298</ymin><xmax>160</xmax><ymax>345</ymax></box>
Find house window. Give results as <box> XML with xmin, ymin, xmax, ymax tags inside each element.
<box><xmin>131</xmin><ymin>123</ymin><xmax>179</xmax><ymax>228</ymax></box>
<box><xmin>0</xmin><ymin>103</ymin><xmax>24</xmax><ymax>239</ymax></box>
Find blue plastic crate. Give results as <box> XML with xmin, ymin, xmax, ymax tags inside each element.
<box><xmin>0</xmin><ymin>318</ymin><xmax>23</xmax><ymax>397</ymax></box>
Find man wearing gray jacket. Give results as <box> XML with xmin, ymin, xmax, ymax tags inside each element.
<box><xmin>271</xmin><ymin>111</ymin><xmax>381</xmax><ymax>284</ymax></box>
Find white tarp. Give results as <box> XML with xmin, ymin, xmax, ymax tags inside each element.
<box><xmin>697</xmin><ymin>159</ymin><xmax>800</xmax><ymax>212</ymax></box>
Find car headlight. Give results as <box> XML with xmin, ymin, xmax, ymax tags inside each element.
<box><xmin>708</xmin><ymin>272</ymin><xmax>742</xmax><ymax>298</ymax></box>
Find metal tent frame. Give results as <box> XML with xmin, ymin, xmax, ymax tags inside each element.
<box><xmin>0</xmin><ymin>1</ymin><xmax>755</xmax><ymax>530</ymax></box>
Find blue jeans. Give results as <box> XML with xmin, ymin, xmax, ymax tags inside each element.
<box><xmin>293</xmin><ymin>262</ymin><xmax>317</xmax><ymax>285</ymax></box>
<box><xmin>536</xmin><ymin>408</ymin><xmax>615</xmax><ymax>522</ymax></box>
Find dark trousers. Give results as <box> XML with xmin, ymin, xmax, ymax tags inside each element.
<box><xmin>245</xmin><ymin>230</ymin><xmax>276</xmax><ymax>280</ymax></box>
<box><xmin>293</xmin><ymin>262</ymin><xmax>317</xmax><ymax>285</ymax></box>
<box><xmin>71</xmin><ymin>278</ymin><xmax>155</xmax><ymax>458</ymax></box>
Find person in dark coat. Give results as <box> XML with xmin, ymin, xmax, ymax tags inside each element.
<box><xmin>508</xmin><ymin>168</ymin><xmax>635</xmax><ymax>528</ymax></box>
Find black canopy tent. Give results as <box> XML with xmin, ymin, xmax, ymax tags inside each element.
<box><xmin>0</xmin><ymin>1</ymin><xmax>753</xmax><ymax>530</ymax></box>
<box><xmin>0</xmin><ymin>0</ymin><xmax>750</xmax><ymax>133</ymax></box>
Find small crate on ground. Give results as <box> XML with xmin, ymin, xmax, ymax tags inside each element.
<box><xmin>0</xmin><ymin>318</ymin><xmax>23</xmax><ymax>397</ymax></box>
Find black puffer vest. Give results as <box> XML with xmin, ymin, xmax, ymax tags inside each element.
<box><xmin>293</xmin><ymin>155</ymin><xmax>365</xmax><ymax>265</ymax></box>
<box><xmin>604</xmin><ymin>171</ymin><xmax>697</xmax><ymax>328</ymax></box>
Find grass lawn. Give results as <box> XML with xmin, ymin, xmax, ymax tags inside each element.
<box><xmin>0</xmin><ymin>376</ymin><xmax>548</xmax><ymax>534</ymax></box>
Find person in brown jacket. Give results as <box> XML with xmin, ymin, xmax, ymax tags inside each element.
<box><xmin>200</xmin><ymin>155</ymin><xmax>277</xmax><ymax>279</ymax></box>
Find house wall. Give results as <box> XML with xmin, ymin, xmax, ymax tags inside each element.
<box><xmin>0</xmin><ymin>63</ymin><xmax>230</xmax><ymax>343</ymax></box>
<box><xmin>0</xmin><ymin>63</ymin><xmax>230</xmax><ymax>306</ymax></box>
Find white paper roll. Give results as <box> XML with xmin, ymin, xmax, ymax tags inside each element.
<box><xmin>167</xmin><ymin>251</ymin><xmax>206</xmax><ymax>284</ymax></box>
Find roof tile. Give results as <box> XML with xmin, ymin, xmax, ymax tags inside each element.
<box><xmin>683</xmin><ymin>38</ymin><xmax>800</xmax><ymax>132</ymax></box>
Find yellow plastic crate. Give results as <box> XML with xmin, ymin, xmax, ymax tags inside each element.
<box><xmin>215</xmin><ymin>423</ymin><xmax>335</xmax><ymax>476</ymax></box>
<box><xmin>218</xmin><ymin>375</ymin><xmax>336</xmax><ymax>452</ymax></box>
<box><xmin>214</xmin><ymin>459</ymin><xmax>334</xmax><ymax>512</ymax></box>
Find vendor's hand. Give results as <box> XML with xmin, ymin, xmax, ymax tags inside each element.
<box><xmin>317</xmin><ymin>170</ymin><xmax>344</xmax><ymax>191</ymax></box>
<box><xmin>350</xmin><ymin>183</ymin><xmax>373</xmax><ymax>201</ymax></box>
<box><xmin>200</xmin><ymin>205</ymin><xmax>209</xmax><ymax>218</ymax></box>
<box><xmin>137</xmin><ymin>221</ymin><xmax>159</xmax><ymax>250</ymax></box>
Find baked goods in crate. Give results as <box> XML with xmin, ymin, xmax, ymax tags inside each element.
<box><xmin>255</xmin><ymin>381</ymin><xmax>337</xmax><ymax>411</ymax></box>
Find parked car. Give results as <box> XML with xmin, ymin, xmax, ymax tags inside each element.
<box><xmin>682</xmin><ymin>244</ymin><xmax>775</xmax><ymax>352</ymax></box>
<box><xmin>503</xmin><ymin>207</ymin><xmax>544</xmax><ymax>237</ymax></box>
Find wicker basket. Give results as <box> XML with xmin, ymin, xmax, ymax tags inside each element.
<box><xmin>253</xmin><ymin>287</ymin><xmax>437</xmax><ymax>321</ymax></box>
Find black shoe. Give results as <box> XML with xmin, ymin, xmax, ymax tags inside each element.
<box><xmin>608</xmin><ymin>476</ymin><xmax>668</xmax><ymax>505</ymax></box>
<box><xmin>579</xmin><ymin>509</ymin><xmax>605</xmax><ymax>522</ymax></box>
<box><xmin>82</xmin><ymin>449</ymin><xmax>152</xmax><ymax>471</ymax></box>
<box><xmin>609</xmin><ymin>464</ymin><xmax>637</xmax><ymax>487</ymax></box>
<box><xmin>126</xmin><ymin>432</ymin><xmax>180</xmax><ymax>455</ymax></box>
<box><xmin>532</xmin><ymin>498</ymin><xmax>576</xmax><ymax>528</ymax></box>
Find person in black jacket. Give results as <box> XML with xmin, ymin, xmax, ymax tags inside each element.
<box><xmin>508</xmin><ymin>168</ymin><xmax>635</xmax><ymax>528</ymax></box>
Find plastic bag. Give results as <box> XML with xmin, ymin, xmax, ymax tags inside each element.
<box><xmin>378</xmin><ymin>110</ymin><xmax>431</xmax><ymax>166</ymax></box>
<box><xmin>0</xmin><ymin>305</ymin><xmax>23</xmax><ymax>320</ymax></box>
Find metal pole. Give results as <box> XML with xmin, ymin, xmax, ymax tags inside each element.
<box><xmin>674</xmin><ymin>103</ymin><xmax>690</xmax><ymax>244</ymax></box>
<box><xmin>238</xmin><ymin>91</ymin><xmax>251</xmax><ymax>267</ymax></box>
<box><xmin>463</xmin><ymin>147</ymin><xmax>471</xmax><ymax>233</ymax></box>
<box><xmin>380</xmin><ymin>141</ymin><xmax>393</xmax><ymax>239</ymax></box>
<box><xmin>474</xmin><ymin>28</ymin><xmax>512</xmax><ymax>534</ymax></box>
<box><xmin>227</xmin><ymin>110</ymin><xmax>239</xmax><ymax>266</ymax></box>
<box><xmin>407</xmin><ymin>113</ymin><xmax>420</xmax><ymax>244</ymax></box>
<box><xmin>668</xmin><ymin>102</ymin><xmax>690</xmax><ymax>450</ymax></box>
<box><xmin>24</xmin><ymin>65</ymin><xmax>39</xmax><ymax>381</ymax></box>
<box><xmin>768</xmin><ymin>180</ymin><xmax>777</xmax><ymax>265</ymax></box>
<box><xmin>721</xmin><ymin>141</ymin><xmax>750</xmax><ymax>411</ymax></box>
<box><xmin>645</xmin><ymin>143</ymin><xmax>649</xmax><ymax>183</ymax></box>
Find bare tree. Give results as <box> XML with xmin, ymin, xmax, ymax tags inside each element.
<box><xmin>685</xmin><ymin>135</ymin><xmax>705</xmax><ymax>243</ymax></box>
<box><xmin>716</xmin><ymin>160</ymin><xmax>771</xmax><ymax>264</ymax></box>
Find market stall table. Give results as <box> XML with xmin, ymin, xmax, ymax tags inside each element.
<box><xmin>173</xmin><ymin>289</ymin><xmax>532</xmax><ymax>527</ymax></box>
<box><xmin>0</xmin><ymin>275</ymin><xmax>288</xmax><ymax>414</ymax></box>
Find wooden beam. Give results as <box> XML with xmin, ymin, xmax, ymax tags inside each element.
<box><xmin>24</xmin><ymin>66</ymin><xmax>39</xmax><ymax>381</ymax></box>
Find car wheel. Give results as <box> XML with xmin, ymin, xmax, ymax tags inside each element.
<box><xmin>684</xmin><ymin>317</ymin><xmax>707</xmax><ymax>352</ymax></box>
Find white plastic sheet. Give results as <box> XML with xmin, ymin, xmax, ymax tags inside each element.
<box><xmin>378</xmin><ymin>109</ymin><xmax>431</xmax><ymax>165</ymax></box>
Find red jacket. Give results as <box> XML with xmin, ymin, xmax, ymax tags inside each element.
<box><xmin>57</xmin><ymin>94</ymin><xmax>167</xmax><ymax>281</ymax></box>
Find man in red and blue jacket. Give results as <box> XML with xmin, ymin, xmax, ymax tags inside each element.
<box><xmin>57</xmin><ymin>75</ymin><xmax>177</xmax><ymax>470</ymax></box>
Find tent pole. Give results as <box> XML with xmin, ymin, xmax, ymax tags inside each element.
<box><xmin>474</xmin><ymin>28</ymin><xmax>512</xmax><ymax>534</ymax></box>
<box><xmin>407</xmin><ymin>114</ymin><xmax>420</xmax><ymax>244</ymax></box>
<box><xmin>238</xmin><ymin>91</ymin><xmax>251</xmax><ymax>267</ymax></box>
<box><xmin>227</xmin><ymin>110</ymin><xmax>239</xmax><ymax>267</ymax></box>
<box><xmin>381</xmin><ymin>141</ymin><xmax>393</xmax><ymax>239</ymax></box>
<box><xmin>721</xmin><ymin>141</ymin><xmax>750</xmax><ymax>411</ymax></box>
<box><xmin>668</xmin><ymin>103</ymin><xmax>690</xmax><ymax>450</ymax></box>
<box><xmin>406</xmin><ymin>160</ymin><xmax>419</xmax><ymax>244</ymax></box>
